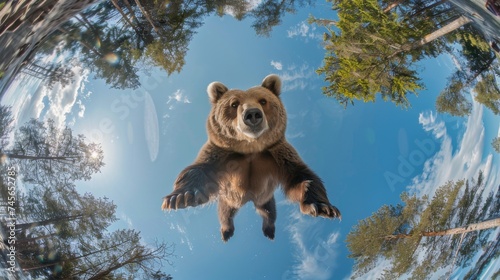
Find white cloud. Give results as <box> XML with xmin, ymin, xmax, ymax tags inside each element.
<box><xmin>349</xmin><ymin>91</ymin><xmax>500</xmax><ymax>278</ymax></box>
<box><xmin>1</xmin><ymin>75</ymin><xmax>45</xmax><ymax>127</ymax></box>
<box><xmin>120</xmin><ymin>213</ymin><xmax>134</xmax><ymax>228</ymax></box>
<box><xmin>170</xmin><ymin>222</ymin><xmax>194</xmax><ymax>251</ymax></box>
<box><xmin>451</xmin><ymin>55</ymin><xmax>462</xmax><ymax>71</ymax></box>
<box><xmin>43</xmin><ymin>66</ymin><xmax>90</xmax><ymax>127</ymax></box>
<box><xmin>287</xmin><ymin>21</ymin><xmax>322</xmax><ymax>41</ymax></box>
<box><xmin>1</xmin><ymin>64</ymin><xmax>89</xmax><ymax>129</ymax></box>
<box><xmin>271</xmin><ymin>60</ymin><xmax>283</xmax><ymax>71</ymax></box>
<box><xmin>167</xmin><ymin>89</ymin><xmax>190</xmax><ymax>106</ymax></box>
<box><xmin>288</xmin><ymin>21</ymin><xmax>310</xmax><ymax>38</ymax></box>
<box><xmin>418</xmin><ymin>111</ymin><xmax>447</xmax><ymax>139</ymax></box>
<box><xmin>410</xmin><ymin>94</ymin><xmax>497</xmax><ymax>198</ymax></box>
<box><xmin>326</xmin><ymin>232</ymin><xmax>340</xmax><ymax>246</ymax></box>
<box><xmin>223</xmin><ymin>0</ymin><xmax>262</xmax><ymax>17</ymax></box>
<box><xmin>286</xmin><ymin>131</ymin><xmax>306</xmax><ymax>139</ymax></box>
<box><xmin>76</xmin><ymin>99</ymin><xmax>85</xmax><ymax>118</ymax></box>
<box><xmin>164</xmin><ymin>89</ymin><xmax>191</xmax><ymax>124</ymax></box>
<box><xmin>280</xmin><ymin>63</ymin><xmax>316</xmax><ymax>92</ymax></box>
<box><xmin>286</xmin><ymin>209</ymin><xmax>340</xmax><ymax>280</ymax></box>
<box><xmin>1</xmin><ymin>50</ymin><xmax>92</xmax><ymax>131</ymax></box>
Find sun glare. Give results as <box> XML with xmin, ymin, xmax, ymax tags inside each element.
<box><xmin>90</xmin><ymin>151</ymin><xmax>99</xmax><ymax>159</ymax></box>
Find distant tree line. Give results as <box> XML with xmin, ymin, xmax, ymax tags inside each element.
<box><xmin>23</xmin><ymin>0</ymin><xmax>311</xmax><ymax>90</ymax></box>
<box><xmin>347</xmin><ymin>171</ymin><xmax>500</xmax><ymax>279</ymax></box>
<box><xmin>0</xmin><ymin>105</ymin><xmax>174</xmax><ymax>279</ymax></box>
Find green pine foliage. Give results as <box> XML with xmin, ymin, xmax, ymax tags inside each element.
<box><xmin>313</xmin><ymin>0</ymin><xmax>500</xmax><ymax>118</ymax></box>
<box><xmin>474</xmin><ymin>73</ymin><xmax>500</xmax><ymax>115</ymax></box>
<box><xmin>312</xmin><ymin>0</ymin><xmax>459</xmax><ymax>108</ymax></box>
<box><xmin>0</xmin><ymin>107</ymin><xmax>173</xmax><ymax>278</ymax></box>
<box><xmin>347</xmin><ymin>172</ymin><xmax>499</xmax><ymax>279</ymax></box>
<box><xmin>492</xmin><ymin>137</ymin><xmax>500</xmax><ymax>153</ymax></box>
<box><xmin>436</xmin><ymin>71</ymin><xmax>472</xmax><ymax>116</ymax></box>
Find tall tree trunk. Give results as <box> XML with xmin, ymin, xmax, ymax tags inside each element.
<box><xmin>22</xmin><ymin>262</ymin><xmax>62</xmax><ymax>271</ymax></box>
<box><xmin>87</xmin><ymin>258</ymin><xmax>138</xmax><ymax>280</ymax></box>
<box><xmin>383</xmin><ymin>0</ymin><xmax>404</xmax><ymax>13</ymax></box>
<box><xmin>57</xmin><ymin>26</ymin><xmax>104</xmax><ymax>57</ymax></box>
<box><xmin>64</xmin><ymin>239</ymin><xmax>136</xmax><ymax>278</ymax></box>
<box><xmin>75</xmin><ymin>14</ymin><xmax>97</xmax><ymax>34</ymax></box>
<box><xmin>16</xmin><ymin>233</ymin><xmax>58</xmax><ymax>251</ymax></box>
<box><xmin>384</xmin><ymin>217</ymin><xmax>500</xmax><ymax>240</ymax></box>
<box><xmin>4</xmin><ymin>153</ymin><xmax>80</xmax><ymax>161</ymax></box>
<box><xmin>309</xmin><ymin>18</ymin><xmax>337</xmax><ymax>27</ymax></box>
<box><xmin>133</xmin><ymin>0</ymin><xmax>159</xmax><ymax>34</ymax></box>
<box><xmin>316</xmin><ymin>13</ymin><xmax>470</xmax><ymax>56</ymax></box>
<box><xmin>415</xmin><ymin>15</ymin><xmax>471</xmax><ymax>47</ymax></box>
<box><xmin>16</xmin><ymin>214</ymin><xmax>84</xmax><ymax>231</ymax></box>
<box><xmin>122</xmin><ymin>0</ymin><xmax>139</xmax><ymax>24</ymax></box>
<box><xmin>110</xmin><ymin>0</ymin><xmax>136</xmax><ymax>29</ymax></box>
<box><xmin>21</xmin><ymin>63</ymin><xmax>52</xmax><ymax>79</ymax></box>
<box><xmin>398</xmin><ymin>15</ymin><xmax>471</xmax><ymax>54</ymax></box>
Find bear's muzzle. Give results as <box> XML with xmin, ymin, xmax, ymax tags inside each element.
<box><xmin>243</xmin><ymin>108</ymin><xmax>263</xmax><ymax>127</ymax></box>
<box><xmin>239</xmin><ymin>108</ymin><xmax>269</xmax><ymax>139</ymax></box>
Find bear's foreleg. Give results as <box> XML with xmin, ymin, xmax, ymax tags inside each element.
<box><xmin>269</xmin><ymin>141</ymin><xmax>341</xmax><ymax>219</ymax></box>
<box><xmin>162</xmin><ymin>163</ymin><xmax>219</xmax><ymax>210</ymax></box>
<box><xmin>287</xmin><ymin>177</ymin><xmax>341</xmax><ymax>219</ymax></box>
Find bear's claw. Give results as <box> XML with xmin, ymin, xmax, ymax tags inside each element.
<box><xmin>301</xmin><ymin>202</ymin><xmax>341</xmax><ymax>220</ymax></box>
<box><xmin>263</xmin><ymin>225</ymin><xmax>275</xmax><ymax>240</ymax></box>
<box><xmin>162</xmin><ymin>190</ymin><xmax>209</xmax><ymax>210</ymax></box>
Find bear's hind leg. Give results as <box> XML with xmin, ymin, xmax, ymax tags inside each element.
<box><xmin>255</xmin><ymin>196</ymin><xmax>276</xmax><ymax>240</ymax></box>
<box><xmin>218</xmin><ymin>199</ymin><xmax>239</xmax><ymax>242</ymax></box>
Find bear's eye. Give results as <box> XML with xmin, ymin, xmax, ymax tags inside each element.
<box><xmin>231</xmin><ymin>101</ymin><xmax>239</xmax><ymax>108</ymax></box>
<box><xmin>259</xmin><ymin>99</ymin><xmax>267</xmax><ymax>105</ymax></box>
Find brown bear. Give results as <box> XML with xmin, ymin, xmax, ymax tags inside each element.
<box><xmin>161</xmin><ymin>74</ymin><xmax>341</xmax><ymax>242</ymax></box>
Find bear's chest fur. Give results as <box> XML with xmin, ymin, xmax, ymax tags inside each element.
<box><xmin>217</xmin><ymin>151</ymin><xmax>279</xmax><ymax>207</ymax></box>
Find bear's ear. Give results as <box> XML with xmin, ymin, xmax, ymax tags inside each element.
<box><xmin>207</xmin><ymin>82</ymin><xmax>229</xmax><ymax>103</ymax></box>
<box><xmin>261</xmin><ymin>74</ymin><xmax>281</xmax><ymax>96</ymax></box>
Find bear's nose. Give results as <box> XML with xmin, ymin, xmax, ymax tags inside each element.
<box><xmin>243</xmin><ymin>108</ymin><xmax>263</xmax><ymax>127</ymax></box>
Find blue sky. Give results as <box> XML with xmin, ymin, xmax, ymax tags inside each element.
<box><xmin>2</xmin><ymin>3</ymin><xmax>500</xmax><ymax>279</ymax></box>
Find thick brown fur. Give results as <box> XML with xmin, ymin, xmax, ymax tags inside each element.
<box><xmin>162</xmin><ymin>74</ymin><xmax>341</xmax><ymax>242</ymax></box>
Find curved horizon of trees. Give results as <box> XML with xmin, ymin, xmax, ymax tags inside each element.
<box><xmin>24</xmin><ymin>0</ymin><xmax>312</xmax><ymax>91</ymax></box>
<box><xmin>347</xmin><ymin>171</ymin><xmax>500</xmax><ymax>279</ymax></box>
<box><xmin>0</xmin><ymin>105</ymin><xmax>174</xmax><ymax>279</ymax></box>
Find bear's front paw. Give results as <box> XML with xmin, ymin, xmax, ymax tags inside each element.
<box><xmin>300</xmin><ymin>202</ymin><xmax>341</xmax><ymax>220</ymax></box>
<box><xmin>161</xmin><ymin>189</ymin><xmax>209</xmax><ymax>210</ymax></box>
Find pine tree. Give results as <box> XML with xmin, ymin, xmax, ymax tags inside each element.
<box><xmin>491</xmin><ymin>137</ymin><xmax>500</xmax><ymax>153</ymax></box>
<box><xmin>474</xmin><ymin>73</ymin><xmax>500</xmax><ymax>115</ymax></box>
<box><xmin>436</xmin><ymin>26</ymin><xmax>499</xmax><ymax>117</ymax></box>
<box><xmin>310</xmin><ymin>0</ymin><xmax>485</xmax><ymax>109</ymax></box>
<box><xmin>5</xmin><ymin>118</ymin><xmax>104</xmax><ymax>186</ymax></box>
<box><xmin>347</xmin><ymin>172</ymin><xmax>499</xmax><ymax>278</ymax></box>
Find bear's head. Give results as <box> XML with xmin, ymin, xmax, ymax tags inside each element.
<box><xmin>206</xmin><ymin>75</ymin><xmax>286</xmax><ymax>154</ymax></box>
